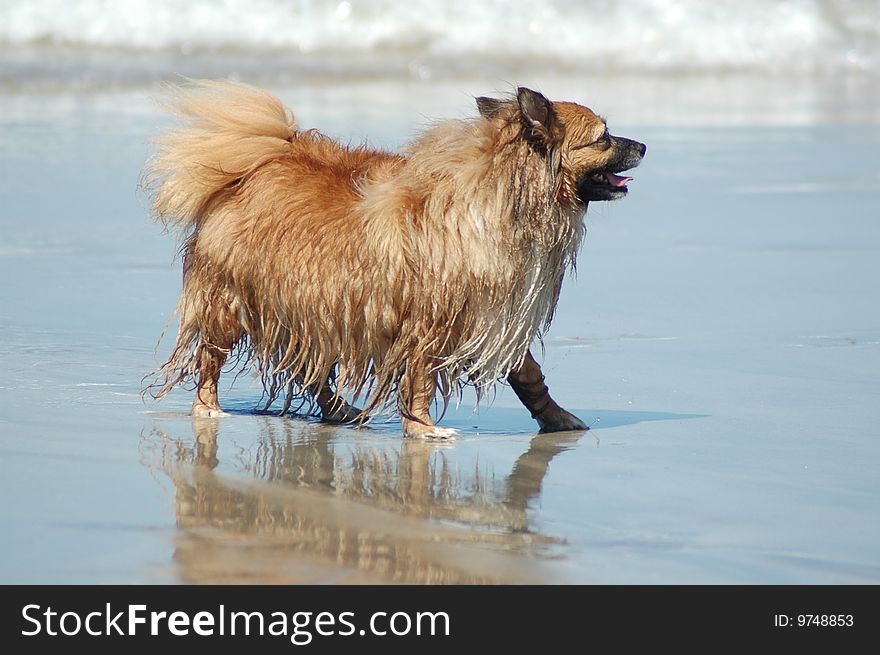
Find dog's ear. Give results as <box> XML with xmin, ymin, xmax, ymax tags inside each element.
<box><xmin>517</xmin><ymin>87</ymin><xmax>556</xmax><ymax>145</ymax></box>
<box><xmin>476</xmin><ymin>96</ymin><xmax>508</xmax><ymax>119</ymax></box>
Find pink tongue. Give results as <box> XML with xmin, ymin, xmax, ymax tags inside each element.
<box><xmin>605</xmin><ymin>173</ymin><xmax>633</xmax><ymax>187</ymax></box>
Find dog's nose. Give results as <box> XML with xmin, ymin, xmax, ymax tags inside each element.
<box><xmin>638</xmin><ymin>142</ymin><xmax>647</xmax><ymax>157</ymax></box>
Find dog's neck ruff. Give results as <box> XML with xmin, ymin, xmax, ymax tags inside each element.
<box><xmin>390</xmin><ymin>119</ymin><xmax>587</xmax><ymax>396</ymax></box>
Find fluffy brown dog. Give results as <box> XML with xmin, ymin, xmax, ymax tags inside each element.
<box><xmin>144</xmin><ymin>81</ymin><xmax>645</xmax><ymax>438</ymax></box>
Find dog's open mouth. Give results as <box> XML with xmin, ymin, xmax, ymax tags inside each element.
<box><xmin>590</xmin><ymin>172</ymin><xmax>633</xmax><ymax>190</ymax></box>
<box><xmin>577</xmin><ymin>171</ymin><xmax>634</xmax><ymax>203</ymax></box>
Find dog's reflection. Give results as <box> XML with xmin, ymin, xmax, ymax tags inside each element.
<box><xmin>145</xmin><ymin>418</ymin><xmax>586</xmax><ymax>584</ymax></box>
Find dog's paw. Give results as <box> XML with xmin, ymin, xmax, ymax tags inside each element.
<box><xmin>404</xmin><ymin>423</ymin><xmax>459</xmax><ymax>441</ymax></box>
<box><xmin>421</xmin><ymin>426</ymin><xmax>458</xmax><ymax>441</ymax></box>
<box><xmin>191</xmin><ymin>405</ymin><xmax>228</xmax><ymax>418</ymax></box>
<box><xmin>537</xmin><ymin>408</ymin><xmax>588</xmax><ymax>433</ymax></box>
<box><xmin>321</xmin><ymin>400</ymin><xmax>364</xmax><ymax>424</ymax></box>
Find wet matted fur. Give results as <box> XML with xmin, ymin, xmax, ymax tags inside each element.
<box><xmin>143</xmin><ymin>80</ymin><xmax>645</xmax><ymax>438</ymax></box>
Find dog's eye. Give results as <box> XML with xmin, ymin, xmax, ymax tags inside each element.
<box><xmin>570</xmin><ymin>129</ymin><xmax>611</xmax><ymax>151</ymax></box>
<box><xmin>592</xmin><ymin>131</ymin><xmax>611</xmax><ymax>150</ymax></box>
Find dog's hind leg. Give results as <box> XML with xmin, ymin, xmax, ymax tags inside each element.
<box><xmin>281</xmin><ymin>369</ymin><xmax>363</xmax><ymax>422</ymax></box>
<box><xmin>189</xmin><ymin>289</ymin><xmax>242</xmax><ymax>418</ymax></box>
<box><xmin>191</xmin><ymin>342</ymin><xmax>229</xmax><ymax>418</ymax></box>
<box><xmin>508</xmin><ymin>350</ymin><xmax>587</xmax><ymax>433</ymax></box>
<box><xmin>399</xmin><ymin>360</ymin><xmax>457</xmax><ymax>440</ymax></box>
<box><xmin>314</xmin><ymin>384</ymin><xmax>363</xmax><ymax>423</ymax></box>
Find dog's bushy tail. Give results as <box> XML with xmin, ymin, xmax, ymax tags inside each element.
<box><xmin>142</xmin><ymin>79</ymin><xmax>296</xmax><ymax>230</ymax></box>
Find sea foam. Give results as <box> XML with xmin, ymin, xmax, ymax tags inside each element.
<box><xmin>1</xmin><ymin>0</ymin><xmax>877</xmax><ymax>74</ymax></box>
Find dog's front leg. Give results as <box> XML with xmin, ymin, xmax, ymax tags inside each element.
<box><xmin>400</xmin><ymin>361</ymin><xmax>457</xmax><ymax>440</ymax></box>
<box><xmin>508</xmin><ymin>350</ymin><xmax>587</xmax><ymax>433</ymax></box>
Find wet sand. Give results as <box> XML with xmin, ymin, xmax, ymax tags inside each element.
<box><xmin>1</xmin><ymin>75</ymin><xmax>879</xmax><ymax>583</ymax></box>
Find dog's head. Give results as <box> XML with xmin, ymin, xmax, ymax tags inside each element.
<box><xmin>476</xmin><ymin>87</ymin><xmax>646</xmax><ymax>205</ymax></box>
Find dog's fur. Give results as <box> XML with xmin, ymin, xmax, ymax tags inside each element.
<box><xmin>143</xmin><ymin>81</ymin><xmax>645</xmax><ymax>438</ymax></box>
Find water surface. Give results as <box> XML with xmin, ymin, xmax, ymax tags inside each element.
<box><xmin>1</xmin><ymin>75</ymin><xmax>879</xmax><ymax>583</ymax></box>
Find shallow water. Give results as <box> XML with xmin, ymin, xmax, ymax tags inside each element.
<box><xmin>1</xmin><ymin>74</ymin><xmax>879</xmax><ymax>583</ymax></box>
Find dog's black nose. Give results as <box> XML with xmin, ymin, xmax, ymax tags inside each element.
<box><xmin>638</xmin><ymin>142</ymin><xmax>647</xmax><ymax>157</ymax></box>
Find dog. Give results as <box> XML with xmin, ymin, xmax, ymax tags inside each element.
<box><xmin>143</xmin><ymin>81</ymin><xmax>645</xmax><ymax>439</ymax></box>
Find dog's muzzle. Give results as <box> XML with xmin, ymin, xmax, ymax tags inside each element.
<box><xmin>577</xmin><ymin>137</ymin><xmax>647</xmax><ymax>203</ymax></box>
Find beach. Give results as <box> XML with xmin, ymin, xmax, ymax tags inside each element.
<box><xmin>1</xmin><ymin>1</ymin><xmax>879</xmax><ymax>584</ymax></box>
